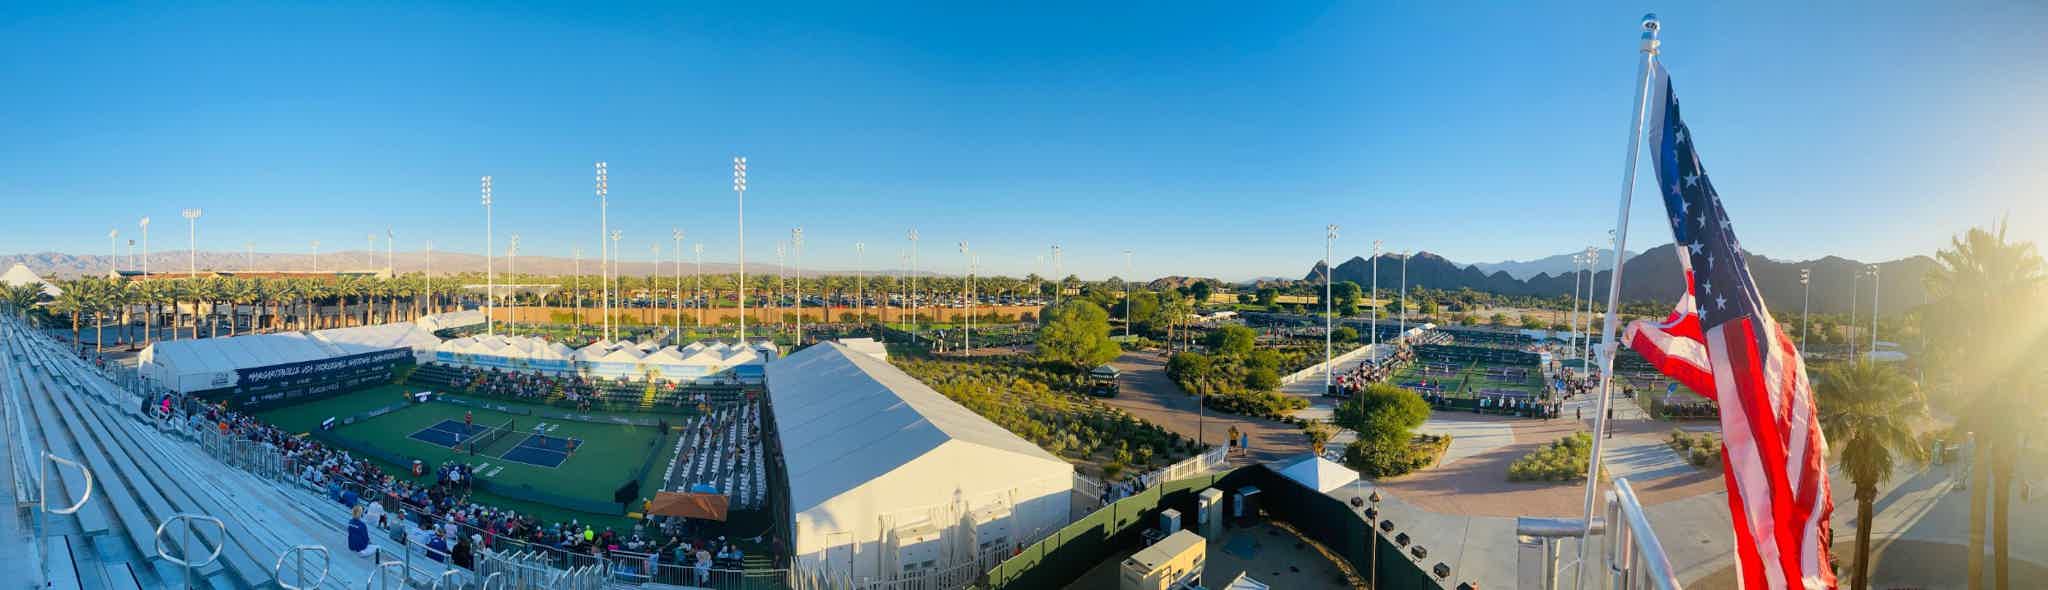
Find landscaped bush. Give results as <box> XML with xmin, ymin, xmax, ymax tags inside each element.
<box><xmin>1342</xmin><ymin>432</ymin><xmax>1448</xmax><ymax>478</ymax></box>
<box><xmin>893</xmin><ymin>355</ymin><xmax>1198</xmax><ymax>477</ymax></box>
<box><xmin>1668</xmin><ymin>429</ymin><xmax>1723</xmax><ymax>468</ymax></box>
<box><xmin>1201</xmin><ymin>389</ymin><xmax>1309</xmax><ymax>419</ymax></box>
<box><xmin>1508</xmin><ymin>432</ymin><xmax>1593</xmax><ymax>481</ymax></box>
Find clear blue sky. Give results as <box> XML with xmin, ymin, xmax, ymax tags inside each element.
<box><xmin>2</xmin><ymin>2</ymin><xmax>2041</xmax><ymax>280</ymax></box>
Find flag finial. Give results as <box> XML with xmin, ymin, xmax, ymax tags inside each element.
<box><xmin>1640</xmin><ymin>14</ymin><xmax>1662</xmax><ymax>54</ymax></box>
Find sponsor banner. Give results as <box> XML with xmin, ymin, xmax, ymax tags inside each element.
<box><xmin>238</xmin><ymin>348</ymin><xmax>413</xmax><ymax>388</ymax></box>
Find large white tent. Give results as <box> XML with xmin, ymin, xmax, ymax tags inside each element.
<box><xmin>1</xmin><ymin>263</ymin><xmax>61</xmax><ymax>297</ymax></box>
<box><xmin>769</xmin><ymin>342</ymin><xmax>1072</xmax><ymax>584</ymax></box>
<box><xmin>141</xmin><ymin>333</ymin><xmax>339</xmax><ymax>393</ymax></box>
<box><xmin>1278</xmin><ymin>454</ymin><xmax>1360</xmax><ymax>493</ymax></box>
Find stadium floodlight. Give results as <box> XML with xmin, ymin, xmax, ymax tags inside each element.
<box><xmin>596</xmin><ymin>161</ymin><xmax>609</xmax><ymax>340</ymax></box>
<box><xmin>959</xmin><ymin>240</ymin><xmax>970</xmax><ymax>352</ymax></box>
<box><xmin>1050</xmin><ymin>245</ymin><xmax>1062</xmax><ymax>306</ymax></box>
<box><xmin>1372</xmin><ymin>239</ymin><xmax>1382</xmax><ymax>349</ymax></box>
<box><xmin>1123</xmin><ymin>249</ymin><xmax>1133</xmax><ymax>339</ymax></box>
<box><xmin>245</xmin><ymin>241</ymin><xmax>254</xmax><ymax>272</ymax></box>
<box><xmin>907</xmin><ymin>229</ymin><xmax>920</xmax><ymax>343</ymax></box>
<box><xmin>777</xmin><ymin>241</ymin><xmax>788</xmax><ymax>335</ymax></box>
<box><xmin>734</xmin><ymin>156</ymin><xmax>747</xmax><ymax>341</ymax></box>
<box><xmin>386</xmin><ymin>227</ymin><xmax>395</xmax><ymax>274</ymax></box>
<box><xmin>425</xmin><ymin>239</ymin><xmax>434</xmax><ymax>315</ymax></box>
<box><xmin>792</xmin><ymin>226</ymin><xmax>805</xmax><ymax>346</ymax></box>
<box><xmin>108</xmin><ymin>229</ymin><xmax>119</xmax><ymax>275</ymax></box>
<box><xmin>1582</xmin><ymin>247</ymin><xmax>1599</xmax><ymax>372</ymax></box>
<box><xmin>855</xmin><ymin>242</ymin><xmax>866</xmax><ymax>330</ymax></box>
<box><xmin>181</xmin><ymin>208</ymin><xmax>202</xmax><ymax>278</ymax></box>
<box><xmin>672</xmin><ymin>228</ymin><xmax>684</xmax><ymax>337</ymax></box>
<box><xmin>312</xmin><ymin>240</ymin><xmax>321</xmax><ymax>271</ymax></box>
<box><xmin>693</xmin><ymin>243</ymin><xmax>705</xmax><ymax>328</ymax></box>
<box><xmin>139</xmin><ymin>217</ymin><xmax>150</xmax><ymax>277</ymax></box>
<box><xmin>1325</xmin><ymin>224</ymin><xmax>1338</xmax><ymax>392</ymax></box>
<box><xmin>573</xmin><ymin>247</ymin><xmax>584</xmax><ymax>338</ymax></box>
<box><xmin>508</xmin><ymin>233</ymin><xmax>521</xmax><ymax>335</ymax></box>
<box><xmin>483</xmin><ymin>174</ymin><xmax>495</xmax><ymax>336</ymax></box>
<box><xmin>1399</xmin><ymin>250</ymin><xmax>1409</xmax><ymax>339</ymax></box>
<box><xmin>1868</xmin><ymin>264</ymin><xmax>1880</xmax><ymax>355</ymax></box>
<box><xmin>1799</xmin><ymin>268</ymin><xmax>1811</xmax><ymax>356</ymax></box>
<box><xmin>611</xmin><ymin>229</ymin><xmax>623</xmax><ymax>338</ymax></box>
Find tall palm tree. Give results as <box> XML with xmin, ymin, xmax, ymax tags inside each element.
<box><xmin>51</xmin><ymin>280</ymin><xmax>96</xmax><ymax>352</ymax></box>
<box><xmin>104</xmin><ymin>280</ymin><xmax>134</xmax><ymax>349</ymax></box>
<box><xmin>2</xmin><ymin>283</ymin><xmax>41</xmax><ymax>318</ymax></box>
<box><xmin>223</xmin><ymin>279</ymin><xmax>256</xmax><ymax>336</ymax></box>
<box><xmin>1818</xmin><ymin>361</ymin><xmax>1927</xmax><ymax>590</ymax></box>
<box><xmin>1922</xmin><ymin>219</ymin><xmax>2046</xmax><ymax>590</ymax></box>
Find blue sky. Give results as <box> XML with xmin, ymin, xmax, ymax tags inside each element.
<box><xmin>2</xmin><ymin>2</ymin><xmax>2041</xmax><ymax>280</ymax></box>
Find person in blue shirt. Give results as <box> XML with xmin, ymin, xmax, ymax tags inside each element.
<box><xmin>346</xmin><ymin>505</ymin><xmax>371</xmax><ymax>555</ymax></box>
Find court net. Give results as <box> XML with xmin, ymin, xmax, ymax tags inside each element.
<box><xmin>466</xmin><ymin>418</ymin><xmax>517</xmax><ymax>453</ymax></box>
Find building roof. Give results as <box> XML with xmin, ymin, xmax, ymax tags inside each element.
<box><xmin>767</xmin><ymin>342</ymin><xmax>1068</xmax><ymax>512</ymax></box>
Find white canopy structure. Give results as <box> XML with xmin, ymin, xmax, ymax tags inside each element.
<box><xmin>1278</xmin><ymin>455</ymin><xmax>1360</xmax><ymax>493</ymax></box>
<box><xmin>314</xmin><ymin>323</ymin><xmax>441</xmax><ymax>362</ymax></box>
<box><xmin>415</xmin><ymin>310</ymin><xmax>484</xmax><ymax>332</ymax></box>
<box><xmin>1</xmin><ymin>263</ymin><xmax>60</xmax><ymax>297</ymax></box>
<box><xmin>769</xmin><ymin>342</ymin><xmax>1072</xmax><ymax>584</ymax></box>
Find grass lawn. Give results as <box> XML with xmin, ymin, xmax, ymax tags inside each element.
<box><xmin>255</xmin><ymin>383</ymin><xmax>675</xmax><ymax>524</ymax></box>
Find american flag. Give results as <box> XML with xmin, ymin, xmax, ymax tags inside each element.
<box><xmin>1621</xmin><ymin>63</ymin><xmax>1838</xmax><ymax>590</ymax></box>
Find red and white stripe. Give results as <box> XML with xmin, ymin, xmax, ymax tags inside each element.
<box><xmin>1624</xmin><ymin>266</ymin><xmax>1837</xmax><ymax>590</ymax></box>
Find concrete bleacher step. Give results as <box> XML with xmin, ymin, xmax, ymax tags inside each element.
<box><xmin>45</xmin><ymin>535</ymin><xmax>84</xmax><ymax>590</ymax></box>
<box><xmin>102</xmin><ymin>561</ymin><xmax>143</xmax><ymax>589</ymax></box>
<box><xmin>16</xmin><ymin>368</ymin><xmax>112</xmax><ymax>538</ymax></box>
<box><xmin>26</xmin><ymin>368</ymin><xmax>213</xmax><ymax>586</ymax></box>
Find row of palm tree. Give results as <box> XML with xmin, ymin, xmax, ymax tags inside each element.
<box><xmin>18</xmin><ymin>268</ymin><xmax>1106</xmax><ymax>352</ymax></box>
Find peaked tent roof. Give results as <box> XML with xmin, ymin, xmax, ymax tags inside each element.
<box><xmin>1</xmin><ymin>263</ymin><xmax>61</xmax><ymax>297</ymax></box>
<box><xmin>1278</xmin><ymin>454</ymin><xmax>1360</xmax><ymax>493</ymax></box>
<box><xmin>767</xmin><ymin>342</ymin><xmax>1068</xmax><ymax>512</ymax></box>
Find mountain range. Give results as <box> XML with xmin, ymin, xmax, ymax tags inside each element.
<box><xmin>1467</xmin><ymin>249</ymin><xmax>1638</xmax><ymax>280</ymax></box>
<box><xmin>1305</xmin><ymin>246</ymin><xmax>1935</xmax><ymax>317</ymax></box>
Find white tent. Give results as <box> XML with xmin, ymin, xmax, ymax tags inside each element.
<box><xmin>1278</xmin><ymin>455</ymin><xmax>1360</xmax><ymax>493</ymax></box>
<box><xmin>1</xmin><ymin>263</ymin><xmax>60</xmax><ymax>297</ymax></box>
<box><xmin>769</xmin><ymin>342</ymin><xmax>1072</xmax><ymax>583</ymax></box>
<box><xmin>141</xmin><ymin>332</ymin><xmax>341</xmax><ymax>393</ymax></box>
<box><xmin>314</xmin><ymin>322</ymin><xmax>441</xmax><ymax>361</ymax></box>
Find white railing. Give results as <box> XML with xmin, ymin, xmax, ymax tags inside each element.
<box><xmin>1514</xmin><ymin>477</ymin><xmax>1679</xmax><ymax>590</ymax></box>
<box><xmin>1279</xmin><ymin>343</ymin><xmax>1379</xmax><ymax>386</ymax></box>
<box><xmin>1139</xmin><ymin>445</ymin><xmax>1228</xmax><ymax>488</ymax></box>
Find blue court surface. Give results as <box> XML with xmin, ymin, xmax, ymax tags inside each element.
<box><xmin>407</xmin><ymin>419</ymin><xmax>489</xmax><ymax>449</ymax></box>
<box><xmin>498</xmin><ymin>432</ymin><xmax>583</xmax><ymax>468</ymax></box>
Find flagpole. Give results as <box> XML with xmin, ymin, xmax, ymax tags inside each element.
<box><xmin>1575</xmin><ymin>14</ymin><xmax>1659</xmax><ymax>589</ymax></box>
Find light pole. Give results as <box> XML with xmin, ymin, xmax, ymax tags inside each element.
<box><xmin>245</xmin><ymin>241</ymin><xmax>255</xmax><ymax>272</ymax></box>
<box><xmin>908</xmin><ymin>229</ymin><xmax>920</xmax><ymax>344</ymax></box>
<box><xmin>181</xmin><ymin>208</ymin><xmax>202</xmax><ymax>278</ymax></box>
<box><xmin>1569</xmin><ymin>253</ymin><xmax>1584</xmax><ymax>360</ymax></box>
<box><xmin>573</xmin><ymin>247</ymin><xmax>583</xmax><ymax>338</ymax></box>
<box><xmin>693</xmin><ymin>243</ymin><xmax>705</xmax><ymax>329</ymax></box>
<box><xmin>597</xmin><ymin>161</ymin><xmax>610</xmax><ymax>341</ymax></box>
<box><xmin>1399</xmin><ymin>250</ymin><xmax>1409</xmax><ymax>340</ymax></box>
<box><xmin>1868</xmin><ymin>264</ymin><xmax>1880</xmax><ymax>358</ymax></box>
<box><xmin>108</xmin><ymin>229</ymin><xmax>119</xmax><ymax>275</ymax></box>
<box><xmin>1051</xmin><ymin>245</ymin><xmax>1063</xmax><ymax>307</ymax></box>
<box><xmin>855</xmin><ymin>242</ymin><xmax>866</xmax><ymax>330</ymax></box>
<box><xmin>386</xmin><ymin>227</ymin><xmax>395</xmax><ymax>275</ymax></box>
<box><xmin>959</xmin><ymin>240</ymin><xmax>971</xmax><ymax>353</ymax></box>
<box><xmin>425</xmin><ymin>240</ymin><xmax>434</xmax><ymax>316</ymax></box>
<box><xmin>793</xmin><ymin>226</ymin><xmax>805</xmax><ymax>346</ymax></box>
<box><xmin>1123</xmin><ymin>249</ymin><xmax>1133</xmax><ymax>340</ymax></box>
<box><xmin>139</xmin><ymin>217</ymin><xmax>150</xmax><ymax>277</ymax></box>
<box><xmin>610</xmin><ymin>230</ymin><xmax>622</xmax><ymax>339</ymax></box>
<box><xmin>127</xmin><ymin>239</ymin><xmax>135</xmax><ymax>271</ymax></box>
<box><xmin>1371</xmin><ymin>240</ymin><xmax>1382</xmax><ymax>351</ymax></box>
<box><xmin>1799</xmin><ymin>268</ymin><xmax>1811</xmax><ymax>357</ymax></box>
<box><xmin>1324</xmin><ymin>224</ymin><xmax>1338</xmax><ymax>394</ymax></box>
<box><xmin>482</xmin><ymin>175</ymin><xmax>495</xmax><ymax>336</ymax></box>
<box><xmin>312</xmin><ymin>240</ymin><xmax>321</xmax><ymax>271</ymax></box>
<box><xmin>733</xmin><ymin>157</ymin><xmax>747</xmax><ymax>342</ymax></box>
<box><xmin>1581</xmin><ymin>247</ymin><xmax>1599</xmax><ymax>372</ymax></box>
<box><xmin>651</xmin><ymin>243</ymin><xmax>661</xmax><ymax>334</ymax></box>
<box><xmin>776</xmin><ymin>242</ymin><xmax>787</xmax><ymax>335</ymax></box>
<box><xmin>508</xmin><ymin>234</ymin><xmax>521</xmax><ymax>334</ymax></box>
<box><xmin>1850</xmin><ymin>268</ymin><xmax>1862</xmax><ymax>361</ymax></box>
<box><xmin>673</xmin><ymin>228</ymin><xmax>684</xmax><ymax>339</ymax></box>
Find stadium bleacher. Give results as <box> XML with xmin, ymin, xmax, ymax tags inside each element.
<box><xmin>659</xmin><ymin>399</ymin><xmax>769</xmax><ymax>510</ymax></box>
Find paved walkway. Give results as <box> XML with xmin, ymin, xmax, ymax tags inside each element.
<box><xmin>1100</xmin><ymin>351</ymin><xmax>1307</xmax><ymax>463</ymax></box>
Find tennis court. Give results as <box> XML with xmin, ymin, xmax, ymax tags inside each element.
<box><xmin>253</xmin><ymin>383</ymin><xmax>676</xmax><ymax>516</ymax></box>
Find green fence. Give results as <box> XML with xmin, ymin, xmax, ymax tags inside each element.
<box><xmin>976</xmin><ymin>465</ymin><xmax>1447</xmax><ymax>590</ymax></box>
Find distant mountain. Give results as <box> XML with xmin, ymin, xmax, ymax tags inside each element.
<box><xmin>0</xmin><ymin>251</ymin><xmax>931</xmax><ymax>280</ymax></box>
<box><xmin>1469</xmin><ymin>249</ymin><xmax>1638</xmax><ymax>280</ymax></box>
<box><xmin>1145</xmin><ymin>276</ymin><xmax>1223</xmax><ymax>291</ymax></box>
<box><xmin>1305</xmin><ymin>247</ymin><xmax>1935</xmax><ymax>317</ymax></box>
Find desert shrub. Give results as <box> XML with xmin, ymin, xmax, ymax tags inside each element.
<box><xmin>1668</xmin><ymin>429</ymin><xmax>1723</xmax><ymax>468</ymax></box>
<box><xmin>1508</xmin><ymin>432</ymin><xmax>1593</xmax><ymax>482</ymax></box>
<box><xmin>1203</xmin><ymin>389</ymin><xmax>1308</xmax><ymax>419</ymax></box>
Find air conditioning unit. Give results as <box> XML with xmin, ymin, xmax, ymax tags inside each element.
<box><xmin>1159</xmin><ymin>508</ymin><xmax>1182</xmax><ymax>534</ymax></box>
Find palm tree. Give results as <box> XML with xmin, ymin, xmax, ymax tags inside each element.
<box><xmin>52</xmin><ymin>280</ymin><xmax>96</xmax><ymax>352</ymax></box>
<box><xmin>1817</xmin><ymin>361</ymin><xmax>1927</xmax><ymax>590</ymax></box>
<box><xmin>2</xmin><ymin>283</ymin><xmax>40</xmax><ymax>318</ymax></box>
<box><xmin>223</xmin><ymin>279</ymin><xmax>256</xmax><ymax>336</ymax></box>
<box><xmin>104</xmin><ymin>280</ymin><xmax>133</xmax><ymax>349</ymax></box>
<box><xmin>1922</xmin><ymin>219</ymin><xmax>2046</xmax><ymax>590</ymax></box>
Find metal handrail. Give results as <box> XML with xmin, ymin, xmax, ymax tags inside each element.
<box><xmin>430</xmin><ymin>568</ymin><xmax>465</xmax><ymax>589</ymax></box>
<box><xmin>1606</xmin><ymin>478</ymin><xmax>1681</xmax><ymax>589</ymax></box>
<box><xmin>272</xmin><ymin>544</ymin><xmax>331</xmax><ymax>590</ymax></box>
<box><xmin>366</xmin><ymin>560</ymin><xmax>408</xmax><ymax>590</ymax></box>
<box><xmin>479</xmin><ymin>572</ymin><xmax>506</xmax><ymax>590</ymax></box>
<box><xmin>154</xmin><ymin>513</ymin><xmax>227</xmax><ymax>588</ymax></box>
<box><xmin>39</xmin><ymin>452</ymin><xmax>94</xmax><ymax>515</ymax></box>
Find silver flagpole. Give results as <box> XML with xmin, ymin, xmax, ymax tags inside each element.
<box><xmin>1574</xmin><ymin>14</ymin><xmax>1660</xmax><ymax>589</ymax></box>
